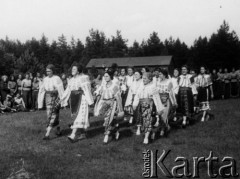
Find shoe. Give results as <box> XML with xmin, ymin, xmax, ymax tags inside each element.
<box><xmin>43</xmin><ymin>136</ymin><xmax>50</xmax><ymax>140</ymax></box>
<box><xmin>77</xmin><ymin>134</ymin><xmax>87</xmax><ymax>140</ymax></box>
<box><xmin>56</xmin><ymin>127</ymin><xmax>62</xmax><ymax>136</ymax></box>
<box><xmin>201</xmin><ymin>117</ymin><xmax>205</xmax><ymax>122</ymax></box>
<box><xmin>67</xmin><ymin>136</ymin><xmax>77</xmax><ymax>143</ymax></box>
<box><xmin>124</xmin><ymin>117</ymin><xmax>128</xmax><ymax>121</ymax></box>
<box><xmin>129</xmin><ymin>117</ymin><xmax>133</xmax><ymax>124</ymax></box>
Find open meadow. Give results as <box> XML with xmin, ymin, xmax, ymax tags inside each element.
<box><xmin>0</xmin><ymin>99</ymin><xmax>239</xmax><ymax>179</ymax></box>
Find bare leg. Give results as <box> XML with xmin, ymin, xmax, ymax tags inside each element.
<box><xmin>129</xmin><ymin>116</ymin><xmax>133</xmax><ymax>124</ymax></box>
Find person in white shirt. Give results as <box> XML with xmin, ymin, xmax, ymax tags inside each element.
<box><xmin>124</xmin><ymin>70</ymin><xmax>143</xmax><ymax>124</ymax></box>
<box><xmin>177</xmin><ymin>65</ymin><xmax>194</xmax><ymax>127</ymax></box>
<box><xmin>38</xmin><ymin>64</ymin><xmax>64</xmax><ymax>140</ymax></box>
<box><xmin>61</xmin><ymin>65</ymin><xmax>94</xmax><ymax>142</ymax></box>
<box><xmin>133</xmin><ymin>72</ymin><xmax>164</xmax><ymax>144</ymax></box>
<box><xmin>153</xmin><ymin>69</ymin><xmax>177</xmax><ymax>139</ymax></box>
<box><xmin>195</xmin><ymin>66</ymin><xmax>214</xmax><ymax>122</ymax></box>
<box><xmin>152</xmin><ymin>67</ymin><xmax>161</xmax><ymax>88</ymax></box>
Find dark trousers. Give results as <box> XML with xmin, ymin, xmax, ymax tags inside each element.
<box><xmin>32</xmin><ymin>90</ymin><xmax>39</xmax><ymax>109</ymax></box>
<box><xmin>22</xmin><ymin>90</ymin><xmax>32</xmax><ymax>109</ymax></box>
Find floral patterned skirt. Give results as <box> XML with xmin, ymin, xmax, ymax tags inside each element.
<box><xmin>134</xmin><ymin>99</ymin><xmax>156</xmax><ymax>133</ymax></box>
<box><xmin>45</xmin><ymin>91</ymin><xmax>60</xmax><ymax>128</ymax></box>
<box><xmin>99</xmin><ymin>99</ymin><xmax>119</xmax><ymax>135</ymax></box>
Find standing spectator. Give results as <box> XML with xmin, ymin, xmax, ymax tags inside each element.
<box><xmin>211</xmin><ymin>69</ymin><xmax>220</xmax><ymax>99</ymax></box>
<box><xmin>230</xmin><ymin>67</ymin><xmax>239</xmax><ymax>98</ymax></box>
<box><xmin>29</xmin><ymin>72</ymin><xmax>34</xmax><ymax>81</ymax></box>
<box><xmin>21</xmin><ymin>73</ymin><xmax>32</xmax><ymax>110</ymax></box>
<box><xmin>223</xmin><ymin>68</ymin><xmax>231</xmax><ymax>99</ymax></box>
<box><xmin>217</xmin><ymin>68</ymin><xmax>225</xmax><ymax>99</ymax></box>
<box><xmin>17</xmin><ymin>74</ymin><xmax>23</xmax><ymax>93</ymax></box>
<box><xmin>0</xmin><ymin>75</ymin><xmax>10</xmax><ymax>103</ymax></box>
<box><xmin>36</xmin><ymin>72</ymin><xmax>43</xmax><ymax>84</ymax></box>
<box><xmin>8</xmin><ymin>75</ymin><xmax>17</xmax><ymax>96</ymax></box>
<box><xmin>32</xmin><ymin>77</ymin><xmax>39</xmax><ymax>110</ymax></box>
<box><xmin>61</xmin><ymin>73</ymin><xmax>68</xmax><ymax>90</ymax></box>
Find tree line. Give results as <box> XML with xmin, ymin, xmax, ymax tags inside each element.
<box><xmin>0</xmin><ymin>20</ymin><xmax>239</xmax><ymax>76</ymax></box>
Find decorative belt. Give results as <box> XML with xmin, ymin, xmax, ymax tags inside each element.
<box><xmin>71</xmin><ymin>89</ymin><xmax>84</xmax><ymax>94</ymax></box>
<box><xmin>179</xmin><ymin>87</ymin><xmax>191</xmax><ymax>90</ymax></box>
<box><xmin>102</xmin><ymin>98</ymin><xmax>115</xmax><ymax>101</ymax></box>
<box><xmin>45</xmin><ymin>90</ymin><xmax>58</xmax><ymax>94</ymax></box>
<box><xmin>22</xmin><ymin>87</ymin><xmax>31</xmax><ymax>91</ymax></box>
<box><xmin>139</xmin><ymin>98</ymin><xmax>153</xmax><ymax>103</ymax></box>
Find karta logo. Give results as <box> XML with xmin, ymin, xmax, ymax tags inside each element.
<box><xmin>142</xmin><ymin>150</ymin><xmax>239</xmax><ymax>178</ymax></box>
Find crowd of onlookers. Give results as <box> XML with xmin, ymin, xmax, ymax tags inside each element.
<box><xmin>0</xmin><ymin>66</ymin><xmax>239</xmax><ymax>115</ymax></box>
<box><xmin>0</xmin><ymin>72</ymin><xmax>68</xmax><ymax>114</ymax></box>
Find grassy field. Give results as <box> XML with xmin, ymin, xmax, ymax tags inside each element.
<box><xmin>0</xmin><ymin>99</ymin><xmax>239</xmax><ymax>179</ymax></box>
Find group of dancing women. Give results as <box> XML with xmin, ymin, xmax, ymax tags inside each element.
<box><xmin>38</xmin><ymin>63</ymin><xmax>214</xmax><ymax>144</ymax></box>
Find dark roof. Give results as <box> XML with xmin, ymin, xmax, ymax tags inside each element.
<box><xmin>86</xmin><ymin>56</ymin><xmax>173</xmax><ymax>68</ymax></box>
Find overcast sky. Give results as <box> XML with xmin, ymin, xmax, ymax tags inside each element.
<box><xmin>1</xmin><ymin>0</ymin><xmax>239</xmax><ymax>47</ymax></box>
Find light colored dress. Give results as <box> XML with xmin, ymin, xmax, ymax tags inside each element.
<box><xmin>61</xmin><ymin>75</ymin><xmax>94</xmax><ymax>129</ymax></box>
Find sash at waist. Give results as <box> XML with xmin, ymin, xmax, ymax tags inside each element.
<box><xmin>139</xmin><ymin>98</ymin><xmax>153</xmax><ymax>103</ymax></box>
<box><xmin>71</xmin><ymin>89</ymin><xmax>84</xmax><ymax>95</ymax></box>
<box><xmin>22</xmin><ymin>87</ymin><xmax>31</xmax><ymax>91</ymax></box>
<box><xmin>179</xmin><ymin>87</ymin><xmax>191</xmax><ymax>90</ymax></box>
<box><xmin>45</xmin><ymin>90</ymin><xmax>58</xmax><ymax>94</ymax></box>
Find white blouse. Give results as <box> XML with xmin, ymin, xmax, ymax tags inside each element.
<box><xmin>61</xmin><ymin>75</ymin><xmax>94</xmax><ymax>106</ymax></box>
<box><xmin>196</xmin><ymin>74</ymin><xmax>212</xmax><ymax>87</ymax></box>
<box><xmin>178</xmin><ymin>74</ymin><xmax>193</xmax><ymax>88</ymax></box>
<box><xmin>126</xmin><ymin>75</ymin><xmax>134</xmax><ymax>88</ymax></box>
<box><xmin>38</xmin><ymin>75</ymin><xmax>64</xmax><ymax>109</ymax></box>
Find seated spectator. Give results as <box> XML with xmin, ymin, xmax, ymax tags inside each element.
<box><xmin>3</xmin><ymin>95</ymin><xmax>16</xmax><ymax>112</ymax></box>
<box><xmin>0</xmin><ymin>96</ymin><xmax>7</xmax><ymax>113</ymax></box>
<box><xmin>14</xmin><ymin>93</ymin><xmax>26</xmax><ymax>112</ymax></box>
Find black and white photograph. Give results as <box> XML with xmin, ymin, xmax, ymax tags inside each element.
<box><xmin>0</xmin><ymin>0</ymin><xmax>239</xmax><ymax>178</ymax></box>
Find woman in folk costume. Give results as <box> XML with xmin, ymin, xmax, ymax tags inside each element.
<box><xmin>152</xmin><ymin>67</ymin><xmax>161</xmax><ymax>87</ymax></box>
<box><xmin>195</xmin><ymin>66</ymin><xmax>214</xmax><ymax>122</ymax></box>
<box><xmin>152</xmin><ymin>69</ymin><xmax>177</xmax><ymax>139</ymax></box>
<box><xmin>177</xmin><ymin>65</ymin><xmax>194</xmax><ymax>127</ymax></box>
<box><xmin>123</xmin><ymin>66</ymin><xmax>135</xmax><ymax>121</ymax></box>
<box><xmin>124</xmin><ymin>70</ymin><xmax>143</xmax><ymax>124</ymax></box>
<box><xmin>133</xmin><ymin>72</ymin><xmax>164</xmax><ymax>144</ymax></box>
<box><xmin>118</xmin><ymin>68</ymin><xmax>128</xmax><ymax>107</ymax></box>
<box><xmin>171</xmin><ymin>68</ymin><xmax>180</xmax><ymax>99</ymax></box>
<box><xmin>230</xmin><ymin>67</ymin><xmax>239</xmax><ymax>97</ymax></box>
<box><xmin>94</xmin><ymin>69</ymin><xmax>124</xmax><ymax>144</ymax></box>
<box><xmin>38</xmin><ymin>64</ymin><xmax>64</xmax><ymax>140</ymax></box>
<box><xmin>61</xmin><ymin>65</ymin><xmax>94</xmax><ymax>142</ymax></box>
<box><xmin>190</xmin><ymin>69</ymin><xmax>199</xmax><ymax>113</ymax></box>
<box><xmin>223</xmin><ymin>68</ymin><xmax>231</xmax><ymax>99</ymax></box>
